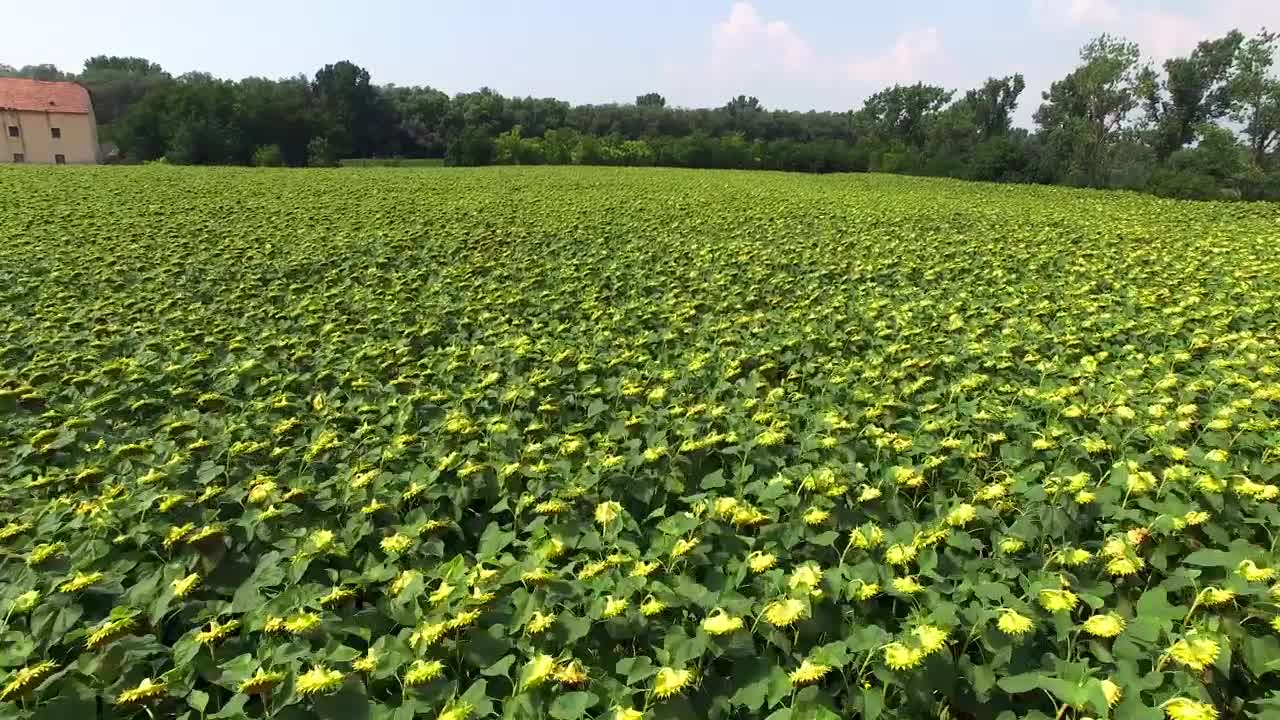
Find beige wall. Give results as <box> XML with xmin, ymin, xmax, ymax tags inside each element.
<box><xmin>1</xmin><ymin>109</ymin><xmax>100</xmax><ymax>165</ymax></box>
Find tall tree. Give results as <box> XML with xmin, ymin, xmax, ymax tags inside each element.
<box><xmin>1229</xmin><ymin>29</ymin><xmax>1280</xmax><ymax>167</ymax></box>
<box><xmin>635</xmin><ymin>93</ymin><xmax>666</xmax><ymax>108</ymax></box>
<box><xmin>312</xmin><ymin>61</ymin><xmax>394</xmax><ymax>159</ymax></box>
<box><xmin>858</xmin><ymin>83</ymin><xmax>954</xmax><ymax>149</ymax></box>
<box><xmin>1138</xmin><ymin>30</ymin><xmax>1245</xmax><ymax>160</ymax></box>
<box><xmin>1035</xmin><ymin>35</ymin><xmax>1143</xmax><ymax>186</ymax></box>
<box><xmin>79</xmin><ymin>56</ymin><xmax>170</xmax><ymax>127</ymax></box>
<box><xmin>964</xmin><ymin>75</ymin><xmax>1026</xmax><ymax>140</ymax></box>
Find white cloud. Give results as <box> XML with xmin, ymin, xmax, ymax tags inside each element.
<box><xmin>711</xmin><ymin>2</ymin><xmax>815</xmax><ymax>73</ymax></box>
<box><xmin>668</xmin><ymin>2</ymin><xmax>946</xmax><ymax>110</ymax></box>
<box><xmin>1033</xmin><ymin>0</ymin><xmax>1280</xmax><ymax>60</ymax></box>
<box><xmin>847</xmin><ymin>28</ymin><xmax>943</xmax><ymax>87</ymax></box>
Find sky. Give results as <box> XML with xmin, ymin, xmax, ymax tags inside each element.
<box><xmin>6</xmin><ymin>0</ymin><xmax>1280</xmax><ymax>126</ymax></box>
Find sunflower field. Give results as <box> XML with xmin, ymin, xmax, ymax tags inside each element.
<box><xmin>2</xmin><ymin>165</ymin><xmax>1280</xmax><ymax>720</ymax></box>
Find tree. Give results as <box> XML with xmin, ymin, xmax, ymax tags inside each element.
<box><xmin>1035</xmin><ymin>35</ymin><xmax>1143</xmax><ymax>186</ymax></box>
<box><xmin>312</xmin><ymin>61</ymin><xmax>395</xmax><ymax>159</ymax></box>
<box><xmin>636</xmin><ymin>93</ymin><xmax>666</xmax><ymax>108</ymax></box>
<box><xmin>79</xmin><ymin>56</ymin><xmax>170</xmax><ymax>127</ymax></box>
<box><xmin>858</xmin><ymin>83</ymin><xmax>954</xmax><ymax>151</ymax></box>
<box><xmin>83</xmin><ymin>56</ymin><xmax>164</xmax><ymax>75</ymax></box>
<box><xmin>384</xmin><ymin>85</ymin><xmax>452</xmax><ymax>157</ymax></box>
<box><xmin>1230</xmin><ymin>30</ymin><xmax>1280</xmax><ymax>167</ymax></box>
<box><xmin>964</xmin><ymin>75</ymin><xmax>1026</xmax><ymax>140</ymax></box>
<box><xmin>0</xmin><ymin>64</ymin><xmax>69</xmax><ymax>81</ymax></box>
<box><xmin>1138</xmin><ymin>30</ymin><xmax>1244</xmax><ymax>160</ymax></box>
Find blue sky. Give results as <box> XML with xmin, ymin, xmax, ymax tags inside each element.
<box><xmin>7</xmin><ymin>1</ymin><xmax>1279</xmax><ymax>125</ymax></box>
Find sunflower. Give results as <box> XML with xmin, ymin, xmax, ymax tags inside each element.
<box><xmin>447</xmin><ymin>609</ymin><xmax>481</xmax><ymax>630</ymax></box>
<box><xmin>521</xmin><ymin>654</ymin><xmax>557</xmax><ymax>690</ymax></box>
<box><xmin>380</xmin><ymin>533</ymin><xmax>412</xmax><ymax>553</ymax></box>
<box><xmin>1105</xmin><ymin>555</ymin><xmax>1143</xmax><ymax>577</ymax></box>
<box><xmin>429</xmin><ymin>581</ymin><xmax>456</xmax><ymax>605</ymax></box>
<box><xmin>613</xmin><ymin>706</ymin><xmax>644</xmax><ymax>720</ymax></box>
<box><xmin>996</xmin><ymin>609</ymin><xmax>1034</xmax><ymax>636</ymax></box>
<box><xmin>410</xmin><ymin>621</ymin><xmax>449</xmax><ymax>649</ymax></box>
<box><xmin>555</xmin><ymin>660</ymin><xmax>589</xmax><ymax>687</ymax></box>
<box><xmin>172</xmin><ymin>573</ymin><xmax>201</xmax><ymax>598</ymax></box>
<box><xmin>641</xmin><ymin>597</ymin><xmax>666</xmax><ymax>617</ymax></box>
<box><xmin>389</xmin><ymin>570</ymin><xmax>420</xmax><ymax>596</ymax></box>
<box><xmin>1081</xmin><ymin>612</ymin><xmax>1126</xmax><ymax>638</ymax></box>
<box><xmin>0</xmin><ymin>661</ymin><xmax>56</xmax><ymax>701</ymax></box>
<box><xmin>883</xmin><ymin>642</ymin><xmax>924</xmax><ymax>671</ymax></box>
<box><xmin>1163</xmin><ymin>698</ymin><xmax>1218</xmax><ymax>720</ymax></box>
<box><xmin>59</xmin><ymin>571</ymin><xmax>105</xmax><ymax>593</ymax></box>
<box><xmin>652</xmin><ymin>667</ymin><xmax>694</xmax><ymax>699</ymax></box>
<box><xmin>912</xmin><ymin>625</ymin><xmax>948</xmax><ymax>655</ymax></box>
<box><xmin>747</xmin><ymin>551</ymin><xmax>778</xmax><ymax>573</ymax></box>
<box><xmin>884</xmin><ymin>543</ymin><xmax>917</xmax><ymax>566</ymax></box>
<box><xmin>763</xmin><ymin>598</ymin><xmax>807</xmax><ymax>627</ymax></box>
<box><xmin>284</xmin><ymin>612</ymin><xmax>321</xmax><ymax>635</ymax></box>
<box><xmin>403</xmin><ymin>659</ymin><xmax>445</xmax><ymax>687</ymax></box>
<box><xmin>602</xmin><ymin>596</ymin><xmax>629</xmax><ymax>619</ymax></box>
<box><xmin>702</xmin><ymin>609</ymin><xmax>744</xmax><ymax>636</ymax></box>
<box><xmin>11</xmin><ymin>590</ymin><xmax>40</xmax><ymax>614</ymax></box>
<box><xmin>891</xmin><ymin>576</ymin><xmax>924</xmax><ymax>595</ymax></box>
<box><xmin>1038</xmin><ymin>589</ymin><xmax>1079</xmax><ymax>614</ymax></box>
<box><xmin>631</xmin><ymin>561</ymin><xmax>660</xmax><ymax>578</ymax></box>
<box><xmin>1198</xmin><ymin>587</ymin><xmax>1235</xmax><ymax>607</ymax></box>
<box><xmin>789</xmin><ymin>564</ymin><xmax>824</xmax><ymax>596</ymax></box>
<box><xmin>945</xmin><ymin>503</ymin><xmax>977</xmax><ymax>527</ymax></box>
<box><xmin>1168</xmin><ymin>633</ymin><xmax>1221</xmax><ymax>671</ymax></box>
<box><xmin>1238</xmin><ymin>560</ymin><xmax>1276</xmax><ymax>583</ymax></box>
<box><xmin>802</xmin><ymin>507</ymin><xmax>830</xmax><ymax>526</ymax></box>
<box><xmin>353</xmin><ymin>650</ymin><xmax>378</xmax><ymax>673</ymax></box>
<box><xmin>320</xmin><ymin>586</ymin><xmax>357</xmax><ymax>608</ymax></box>
<box><xmin>998</xmin><ymin>535</ymin><xmax>1029</xmax><ymax>550</ymax></box>
<box><xmin>527</xmin><ymin>611</ymin><xmax>555</xmax><ymax>635</ymax></box>
<box><xmin>436</xmin><ymin>701</ymin><xmax>476</xmax><ymax>720</ymax></box>
<box><xmin>788</xmin><ymin>659</ymin><xmax>833</xmax><ymax>687</ymax></box>
<box><xmin>296</xmin><ymin>666</ymin><xmax>344</xmax><ymax>696</ymax></box>
<box><xmin>1101</xmin><ymin>679</ymin><xmax>1122</xmax><ymax>708</ymax></box>
<box><xmin>851</xmin><ymin>581</ymin><xmax>881</xmax><ymax>601</ymax></box>
<box><xmin>594</xmin><ymin>501</ymin><xmax>623</xmax><ymax>526</ymax></box>
<box><xmin>87</xmin><ymin>616</ymin><xmax>136</xmax><ymax>650</ymax></box>
<box><xmin>116</xmin><ymin>677</ymin><xmax>166</xmax><ymax>705</ymax></box>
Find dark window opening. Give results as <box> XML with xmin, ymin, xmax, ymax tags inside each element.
<box><xmin>55</xmin><ymin>154</ymin><xmax>66</xmax><ymax>165</ymax></box>
<box><xmin>13</xmin><ymin>153</ymin><xmax>25</xmax><ymax>163</ymax></box>
<box><xmin>6</xmin><ymin>126</ymin><xmax>18</xmax><ymax>138</ymax></box>
<box><xmin>51</xmin><ymin>127</ymin><xmax>61</xmax><ymax>139</ymax></box>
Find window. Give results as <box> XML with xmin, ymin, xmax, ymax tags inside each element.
<box><xmin>55</xmin><ymin>154</ymin><xmax>66</xmax><ymax>165</ymax></box>
<box><xmin>6</xmin><ymin>126</ymin><xmax>17</xmax><ymax>138</ymax></box>
<box><xmin>12</xmin><ymin>153</ymin><xmax>24</xmax><ymax>163</ymax></box>
<box><xmin>51</xmin><ymin>128</ymin><xmax>61</xmax><ymax>139</ymax></box>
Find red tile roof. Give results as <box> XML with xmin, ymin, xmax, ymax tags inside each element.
<box><xmin>0</xmin><ymin>78</ymin><xmax>93</xmax><ymax>114</ymax></box>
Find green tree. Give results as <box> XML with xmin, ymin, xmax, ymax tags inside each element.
<box><xmin>79</xmin><ymin>56</ymin><xmax>170</xmax><ymax>127</ymax></box>
<box><xmin>635</xmin><ymin>93</ymin><xmax>666</xmax><ymax>108</ymax></box>
<box><xmin>1137</xmin><ymin>30</ymin><xmax>1244</xmax><ymax>160</ymax></box>
<box><xmin>1035</xmin><ymin>35</ymin><xmax>1143</xmax><ymax>186</ymax></box>
<box><xmin>1229</xmin><ymin>30</ymin><xmax>1280</xmax><ymax>167</ymax></box>
<box><xmin>311</xmin><ymin>61</ymin><xmax>395</xmax><ymax>159</ymax></box>
<box><xmin>857</xmin><ymin>83</ymin><xmax>954</xmax><ymax>152</ymax></box>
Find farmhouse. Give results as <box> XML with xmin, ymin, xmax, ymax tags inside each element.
<box><xmin>0</xmin><ymin>78</ymin><xmax>100</xmax><ymax>165</ymax></box>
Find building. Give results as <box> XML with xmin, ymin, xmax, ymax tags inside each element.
<box><xmin>0</xmin><ymin>78</ymin><xmax>100</xmax><ymax>165</ymax></box>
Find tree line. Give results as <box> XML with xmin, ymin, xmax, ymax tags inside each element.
<box><xmin>3</xmin><ymin>29</ymin><xmax>1279</xmax><ymax>201</ymax></box>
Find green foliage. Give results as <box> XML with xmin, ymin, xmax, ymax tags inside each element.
<box><xmin>252</xmin><ymin>145</ymin><xmax>285</xmax><ymax>168</ymax></box>
<box><xmin>337</xmin><ymin>158</ymin><xmax>446</xmax><ymax>168</ymax></box>
<box><xmin>1</xmin><ymin>165</ymin><xmax>1279</xmax><ymax>720</ymax></box>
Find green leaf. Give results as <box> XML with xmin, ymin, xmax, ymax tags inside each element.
<box><xmin>616</xmin><ymin>656</ymin><xmax>657</xmax><ymax>685</ymax></box>
<box><xmin>312</xmin><ymin>682</ymin><xmax>371</xmax><ymax>720</ymax></box>
<box><xmin>549</xmin><ymin>691</ymin><xmax>599</xmax><ymax>720</ymax></box>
